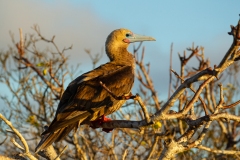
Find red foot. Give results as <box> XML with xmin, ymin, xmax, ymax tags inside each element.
<box><xmin>90</xmin><ymin>115</ymin><xmax>113</xmax><ymax>133</ymax></box>
<box><xmin>101</xmin><ymin>115</ymin><xmax>112</xmax><ymax>122</ymax></box>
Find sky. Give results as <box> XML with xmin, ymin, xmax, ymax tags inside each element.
<box><xmin>0</xmin><ymin>1</ymin><xmax>239</xmax><ymax>101</ymax></box>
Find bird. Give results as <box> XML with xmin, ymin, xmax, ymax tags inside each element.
<box><xmin>35</xmin><ymin>28</ymin><xmax>155</xmax><ymax>152</ymax></box>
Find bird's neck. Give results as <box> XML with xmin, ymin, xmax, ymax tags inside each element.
<box><xmin>106</xmin><ymin>45</ymin><xmax>135</xmax><ymax>67</ymax></box>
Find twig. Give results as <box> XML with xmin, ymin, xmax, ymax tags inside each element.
<box><xmin>0</xmin><ymin>113</ymin><xmax>37</xmax><ymax>160</ymax></box>
<box><xmin>168</xmin><ymin>43</ymin><xmax>173</xmax><ymax>99</ymax></box>
<box><xmin>49</xmin><ymin>60</ymin><xmax>62</xmax><ymax>87</ymax></box>
<box><xmin>133</xmin><ymin>42</ymin><xmax>143</xmax><ymax>54</ymax></box>
<box><xmin>14</xmin><ymin>56</ymin><xmax>61</xmax><ymax>98</ymax></box>
<box><xmin>218</xmin><ymin>84</ymin><xmax>224</xmax><ymax>107</ymax></box>
<box><xmin>198</xmin><ymin>145</ymin><xmax>240</xmax><ymax>154</ymax></box>
<box><xmin>10</xmin><ymin>138</ymin><xmax>25</xmax><ymax>151</ymax></box>
<box><xmin>147</xmin><ymin>136</ymin><xmax>159</xmax><ymax>159</ymax></box>
<box><xmin>187</xmin><ymin>120</ymin><xmax>212</xmax><ymax>148</ymax></box>
<box><xmin>73</xmin><ymin>132</ymin><xmax>87</xmax><ymax>160</ymax></box>
<box><xmin>0</xmin><ymin>114</ymin><xmax>29</xmax><ymax>151</ymax></box>
<box><xmin>134</xmin><ymin>94</ymin><xmax>151</xmax><ymax>123</ymax></box>
<box><xmin>135</xmin><ymin>51</ymin><xmax>160</xmax><ymax>109</ymax></box>
<box><xmin>183</xmin><ymin>46</ymin><xmax>199</xmax><ymax>65</ymax></box>
<box><xmin>171</xmin><ymin>68</ymin><xmax>208</xmax><ymax>115</ymax></box>
<box><xmin>122</xmin><ymin>149</ymin><xmax>128</xmax><ymax>160</ymax></box>
<box><xmin>54</xmin><ymin>145</ymin><xmax>68</xmax><ymax>160</ymax></box>
<box><xmin>18</xmin><ymin>28</ymin><xmax>25</xmax><ymax>57</ymax></box>
<box><xmin>222</xmin><ymin>99</ymin><xmax>240</xmax><ymax>109</ymax></box>
<box><xmin>0</xmin><ymin>136</ymin><xmax>8</xmax><ymax>145</ymax></box>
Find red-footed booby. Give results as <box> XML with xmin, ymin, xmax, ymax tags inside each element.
<box><xmin>35</xmin><ymin>28</ymin><xmax>155</xmax><ymax>152</ymax></box>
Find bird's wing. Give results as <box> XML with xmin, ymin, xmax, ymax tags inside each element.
<box><xmin>43</xmin><ymin>62</ymin><xmax>134</xmax><ymax>134</ymax></box>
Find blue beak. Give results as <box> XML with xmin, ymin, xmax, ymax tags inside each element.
<box><xmin>127</xmin><ymin>33</ymin><xmax>155</xmax><ymax>43</ymax></box>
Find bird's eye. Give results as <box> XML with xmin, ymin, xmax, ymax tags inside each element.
<box><xmin>126</xmin><ymin>33</ymin><xmax>131</xmax><ymax>37</ymax></box>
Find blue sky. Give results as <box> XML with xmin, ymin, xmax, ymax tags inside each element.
<box><xmin>0</xmin><ymin>1</ymin><xmax>239</xmax><ymax>101</ymax></box>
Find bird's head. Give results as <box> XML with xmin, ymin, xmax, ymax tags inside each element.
<box><xmin>105</xmin><ymin>28</ymin><xmax>155</xmax><ymax>61</ymax></box>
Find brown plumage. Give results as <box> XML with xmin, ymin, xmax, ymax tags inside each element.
<box><xmin>35</xmin><ymin>28</ymin><xmax>155</xmax><ymax>152</ymax></box>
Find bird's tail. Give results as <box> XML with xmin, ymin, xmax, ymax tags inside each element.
<box><xmin>35</xmin><ymin>124</ymin><xmax>75</xmax><ymax>153</ymax></box>
<box><xmin>35</xmin><ymin>112</ymin><xmax>91</xmax><ymax>152</ymax></box>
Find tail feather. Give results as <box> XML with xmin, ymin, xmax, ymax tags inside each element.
<box><xmin>42</xmin><ymin>112</ymin><xmax>91</xmax><ymax>135</ymax></box>
<box><xmin>35</xmin><ymin>112</ymin><xmax>91</xmax><ymax>152</ymax></box>
<box><xmin>35</xmin><ymin>125</ymin><xmax>74</xmax><ymax>153</ymax></box>
<box><xmin>55</xmin><ymin>124</ymin><xmax>76</xmax><ymax>142</ymax></box>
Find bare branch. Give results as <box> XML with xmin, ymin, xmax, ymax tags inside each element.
<box><xmin>198</xmin><ymin>145</ymin><xmax>240</xmax><ymax>155</ymax></box>
<box><xmin>0</xmin><ymin>113</ymin><xmax>37</xmax><ymax>160</ymax></box>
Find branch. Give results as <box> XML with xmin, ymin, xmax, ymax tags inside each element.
<box><xmin>222</xmin><ymin>99</ymin><xmax>240</xmax><ymax>109</ymax></box>
<box><xmin>38</xmin><ymin>145</ymin><xmax>61</xmax><ymax>160</ymax></box>
<box><xmin>135</xmin><ymin>47</ymin><xmax>161</xmax><ymax>110</ymax></box>
<box><xmin>54</xmin><ymin>145</ymin><xmax>68</xmax><ymax>160</ymax></box>
<box><xmin>0</xmin><ymin>113</ymin><xmax>37</xmax><ymax>160</ymax></box>
<box><xmin>10</xmin><ymin>138</ymin><xmax>25</xmax><ymax>151</ymax></box>
<box><xmin>153</xmin><ymin>18</ymin><xmax>240</xmax><ymax>122</ymax></box>
<box><xmin>198</xmin><ymin>145</ymin><xmax>240</xmax><ymax>155</ymax></box>
<box><xmin>146</xmin><ymin>136</ymin><xmax>160</xmax><ymax>159</ymax></box>
<box><xmin>168</xmin><ymin>43</ymin><xmax>173</xmax><ymax>98</ymax></box>
<box><xmin>171</xmin><ymin>69</ymin><xmax>208</xmax><ymax>115</ymax></box>
<box><xmin>82</xmin><ymin>119</ymin><xmax>147</xmax><ymax>129</ymax></box>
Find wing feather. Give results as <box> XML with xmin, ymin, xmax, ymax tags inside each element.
<box><xmin>38</xmin><ymin>62</ymin><xmax>134</xmax><ymax>151</ymax></box>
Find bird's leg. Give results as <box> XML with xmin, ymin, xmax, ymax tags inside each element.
<box><xmin>101</xmin><ymin>115</ymin><xmax>113</xmax><ymax>132</ymax></box>
<box><xmin>99</xmin><ymin>81</ymin><xmax>136</xmax><ymax>100</ymax></box>
<box><xmin>90</xmin><ymin>115</ymin><xmax>113</xmax><ymax>133</ymax></box>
